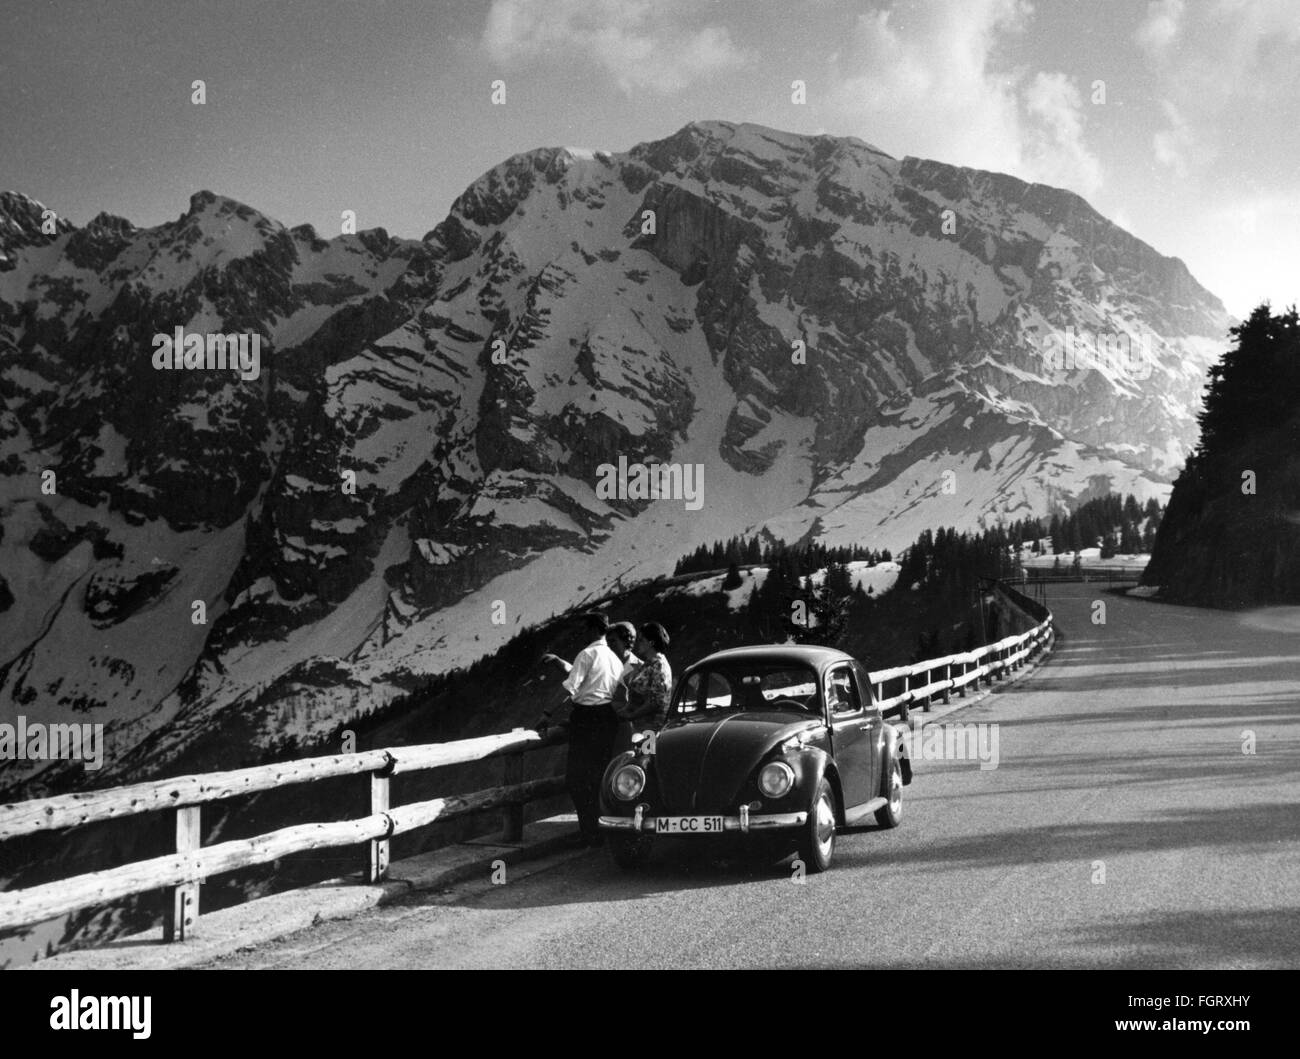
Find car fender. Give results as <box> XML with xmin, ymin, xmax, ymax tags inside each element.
<box><xmin>886</xmin><ymin>724</ymin><xmax>913</xmax><ymax>787</ymax></box>
<box><xmin>792</xmin><ymin>746</ymin><xmax>843</xmax><ymax>824</ymax></box>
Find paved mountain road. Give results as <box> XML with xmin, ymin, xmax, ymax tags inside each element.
<box><xmin>204</xmin><ymin>586</ymin><xmax>1300</xmax><ymax>969</ymax></box>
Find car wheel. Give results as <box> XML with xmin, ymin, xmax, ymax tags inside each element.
<box><xmin>874</xmin><ymin>758</ymin><xmax>903</xmax><ymax>829</ymax></box>
<box><xmin>797</xmin><ymin>778</ymin><xmax>837</xmax><ymax>873</ymax></box>
<box><xmin>609</xmin><ymin>833</ymin><xmax>653</xmax><ymax>871</ymax></box>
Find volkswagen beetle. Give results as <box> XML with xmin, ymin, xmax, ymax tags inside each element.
<box><xmin>598</xmin><ymin>645</ymin><xmax>911</xmax><ymax>872</ymax></box>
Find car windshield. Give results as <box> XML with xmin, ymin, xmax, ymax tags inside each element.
<box><xmin>672</xmin><ymin>663</ymin><xmax>821</xmax><ymax>717</ymax></box>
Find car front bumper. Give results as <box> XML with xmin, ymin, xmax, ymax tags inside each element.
<box><xmin>598</xmin><ymin>804</ymin><xmax>808</xmax><ymax>834</ymax></box>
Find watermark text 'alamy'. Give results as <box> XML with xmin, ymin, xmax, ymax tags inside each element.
<box><xmin>596</xmin><ymin>456</ymin><xmax>703</xmax><ymax>511</ymax></box>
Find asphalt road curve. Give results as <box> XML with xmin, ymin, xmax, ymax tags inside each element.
<box><xmin>206</xmin><ymin>585</ymin><xmax>1300</xmax><ymax>969</ymax></box>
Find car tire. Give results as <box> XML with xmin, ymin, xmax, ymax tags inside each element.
<box><xmin>797</xmin><ymin>778</ymin><xmax>837</xmax><ymax>873</ymax></box>
<box><xmin>609</xmin><ymin>833</ymin><xmax>653</xmax><ymax>871</ymax></box>
<box><xmin>874</xmin><ymin>758</ymin><xmax>903</xmax><ymax>829</ymax></box>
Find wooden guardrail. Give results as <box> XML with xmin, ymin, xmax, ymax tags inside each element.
<box><xmin>0</xmin><ymin>727</ymin><xmax>567</xmax><ymax>941</ymax></box>
<box><xmin>1021</xmin><ymin>564</ymin><xmax>1144</xmax><ymax>582</ymax></box>
<box><xmin>868</xmin><ymin>599</ymin><xmax>1054</xmax><ymax>718</ymax></box>
<box><xmin>0</xmin><ymin>589</ymin><xmax>1053</xmax><ymax>944</ymax></box>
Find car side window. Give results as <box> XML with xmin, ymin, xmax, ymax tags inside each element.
<box><xmin>675</xmin><ymin>671</ymin><xmax>732</xmax><ymax>714</ymax></box>
<box><xmin>853</xmin><ymin>662</ymin><xmax>881</xmax><ymax>714</ymax></box>
<box><xmin>826</xmin><ymin>666</ymin><xmax>862</xmax><ymax>716</ymax></box>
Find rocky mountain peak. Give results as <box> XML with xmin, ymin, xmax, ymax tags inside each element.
<box><xmin>0</xmin><ymin>120</ymin><xmax>1234</xmax><ymax>793</ymax></box>
<box><xmin>86</xmin><ymin>211</ymin><xmax>136</xmax><ymax>233</ymax></box>
<box><xmin>0</xmin><ymin>190</ymin><xmax>48</xmax><ymax>224</ymax></box>
<box><xmin>0</xmin><ymin>191</ymin><xmax>69</xmax><ymax>257</ymax></box>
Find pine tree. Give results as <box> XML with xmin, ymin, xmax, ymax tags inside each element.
<box><xmin>1197</xmin><ymin>305</ymin><xmax>1300</xmax><ymax>461</ymax></box>
<box><xmin>721</xmin><ymin>562</ymin><xmax>743</xmax><ymax>590</ymax></box>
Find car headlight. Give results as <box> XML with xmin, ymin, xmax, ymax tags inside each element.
<box><xmin>758</xmin><ymin>761</ymin><xmax>795</xmax><ymax>798</ymax></box>
<box><xmin>611</xmin><ymin>764</ymin><xmax>646</xmax><ymax>801</ymax></box>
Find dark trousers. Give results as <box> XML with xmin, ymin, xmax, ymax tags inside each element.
<box><xmin>564</xmin><ymin>703</ymin><xmax>620</xmax><ymax>839</ymax></box>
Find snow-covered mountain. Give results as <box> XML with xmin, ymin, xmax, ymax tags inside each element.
<box><xmin>0</xmin><ymin>121</ymin><xmax>1231</xmax><ymax>791</ymax></box>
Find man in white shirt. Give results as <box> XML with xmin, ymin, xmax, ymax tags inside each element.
<box><xmin>536</xmin><ymin>613</ymin><xmax>629</xmax><ymax>845</ymax></box>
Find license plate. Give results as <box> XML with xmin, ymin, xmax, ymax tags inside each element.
<box><xmin>653</xmin><ymin>815</ymin><xmax>726</xmax><ymax>834</ymax></box>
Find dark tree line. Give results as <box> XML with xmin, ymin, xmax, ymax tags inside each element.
<box><xmin>897</xmin><ymin>519</ymin><xmax>1039</xmax><ymax>590</ymax></box>
<box><xmin>673</xmin><ymin>535</ymin><xmax>890</xmax><ymax>578</ymax></box>
<box><xmin>734</xmin><ymin>518</ymin><xmax>1037</xmax><ymax>655</ymax></box>
<box><xmin>1047</xmin><ymin>493</ymin><xmax>1163</xmax><ymax>557</ymax></box>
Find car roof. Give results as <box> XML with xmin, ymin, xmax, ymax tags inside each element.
<box><xmin>685</xmin><ymin>644</ymin><xmax>858</xmax><ymax>677</ymax></box>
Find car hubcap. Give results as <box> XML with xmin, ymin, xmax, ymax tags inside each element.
<box><xmin>815</xmin><ymin>794</ymin><xmax>835</xmax><ymax>858</ymax></box>
<box><xmin>890</xmin><ymin>765</ymin><xmax>902</xmax><ymax>816</ymax></box>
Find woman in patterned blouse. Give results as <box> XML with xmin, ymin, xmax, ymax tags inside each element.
<box><xmin>621</xmin><ymin>621</ymin><xmax>673</xmax><ymax>733</ymax></box>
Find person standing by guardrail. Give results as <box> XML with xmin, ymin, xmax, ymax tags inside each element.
<box><xmin>537</xmin><ymin>612</ymin><xmax>626</xmax><ymax>846</ymax></box>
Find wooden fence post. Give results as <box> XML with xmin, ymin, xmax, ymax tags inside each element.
<box><xmin>941</xmin><ymin>662</ymin><xmax>951</xmax><ymax>705</ymax></box>
<box><xmin>502</xmin><ymin>730</ymin><xmax>525</xmax><ymax>841</ymax></box>
<box><xmin>164</xmin><ymin>805</ymin><xmax>201</xmax><ymax>942</ymax></box>
<box><xmin>369</xmin><ymin>767</ymin><xmax>391</xmax><ymax>884</ymax></box>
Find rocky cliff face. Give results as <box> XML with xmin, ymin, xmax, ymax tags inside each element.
<box><xmin>0</xmin><ymin>121</ymin><xmax>1232</xmax><ymax>792</ymax></box>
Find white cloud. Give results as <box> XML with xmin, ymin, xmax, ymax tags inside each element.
<box><xmin>826</xmin><ymin>0</ymin><xmax>1102</xmax><ymax>196</ymax></box>
<box><xmin>1135</xmin><ymin>0</ymin><xmax>1185</xmax><ymax>59</ymax></box>
<box><xmin>481</xmin><ymin>0</ymin><xmax>748</xmax><ymax>94</ymax></box>
<box><xmin>1143</xmin><ymin>0</ymin><xmax>1300</xmax><ymax>174</ymax></box>
<box><xmin>1152</xmin><ymin>100</ymin><xmax>1193</xmax><ymax>176</ymax></box>
<box><xmin>1023</xmin><ymin>72</ymin><xmax>1102</xmax><ymax>196</ymax></box>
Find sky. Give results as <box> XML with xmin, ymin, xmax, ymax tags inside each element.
<box><xmin>1</xmin><ymin>0</ymin><xmax>1296</xmax><ymax>319</ymax></box>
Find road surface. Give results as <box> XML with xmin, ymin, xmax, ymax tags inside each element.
<box><xmin>203</xmin><ymin>585</ymin><xmax>1300</xmax><ymax>969</ymax></box>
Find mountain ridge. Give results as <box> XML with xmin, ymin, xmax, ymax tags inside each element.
<box><xmin>0</xmin><ymin>119</ymin><xmax>1232</xmax><ymax>794</ymax></box>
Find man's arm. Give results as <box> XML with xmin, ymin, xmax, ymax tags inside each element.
<box><xmin>541</xmin><ymin>653</ymin><xmax>573</xmax><ymax>674</ymax></box>
<box><xmin>535</xmin><ymin>649</ymin><xmax>584</xmax><ymax>731</ymax></box>
<box><xmin>538</xmin><ymin>646</ymin><xmax>596</xmax><ymax>730</ymax></box>
<box><xmin>534</xmin><ymin>680</ymin><xmax>572</xmax><ymax>733</ymax></box>
<box><xmin>561</xmin><ymin>645</ymin><xmax>595</xmax><ymax>698</ymax></box>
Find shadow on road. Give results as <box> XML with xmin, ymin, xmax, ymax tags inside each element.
<box><xmin>849</xmin><ymin>799</ymin><xmax>1299</xmax><ymax>874</ymax></box>
<box><xmin>392</xmin><ymin>831</ymin><xmax>885</xmax><ymax>909</ymax></box>
<box><xmin>1028</xmin><ymin>653</ymin><xmax>1300</xmax><ymax>697</ymax></box>
<box><xmin>825</xmin><ymin>906</ymin><xmax>1300</xmax><ymax>969</ymax></box>
<box><xmin>986</xmin><ymin>688</ymin><xmax>1300</xmax><ymax>729</ymax></box>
